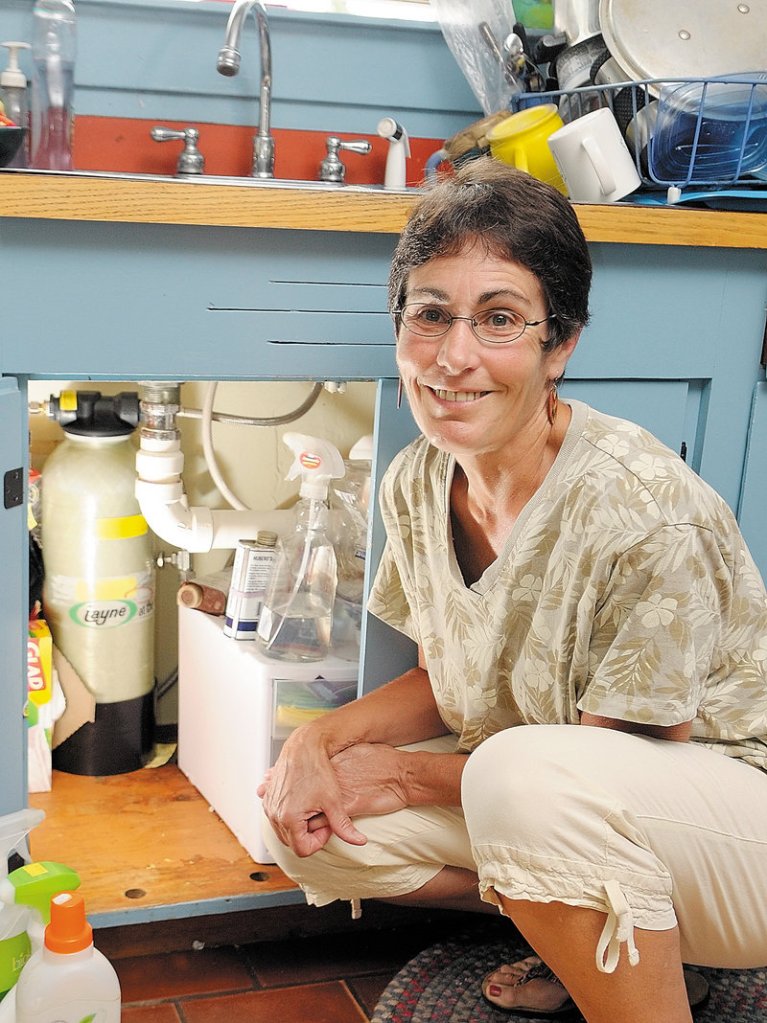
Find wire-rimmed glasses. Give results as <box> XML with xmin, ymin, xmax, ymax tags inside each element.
<box><xmin>395</xmin><ymin>304</ymin><xmax>556</xmax><ymax>346</ymax></box>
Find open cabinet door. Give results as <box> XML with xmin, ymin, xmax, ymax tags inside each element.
<box><xmin>738</xmin><ymin>380</ymin><xmax>767</xmax><ymax>584</ymax></box>
<box><xmin>0</xmin><ymin>377</ymin><xmax>27</xmax><ymax>815</ymax></box>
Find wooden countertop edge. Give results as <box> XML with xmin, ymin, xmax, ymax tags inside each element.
<box><xmin>2</xmin><ymin>172</ymin><xmax>767</xmax><ymax>247</ymax></box>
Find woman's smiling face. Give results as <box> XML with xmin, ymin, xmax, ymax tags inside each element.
<box><xmin>396</xmin><ymin>241</ymin><xmax>577</xmax><ymax>458</ymax></box>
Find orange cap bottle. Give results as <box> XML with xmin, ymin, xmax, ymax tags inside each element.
<box><xmin>15</xmin><ymin>891</ymin><xmax>121</xmax><ymax>1022</ymax></box>
<box><xmin>44</xmin><ymin>892</ymin><xmax>92</xmax><ymax>954</ymax></box>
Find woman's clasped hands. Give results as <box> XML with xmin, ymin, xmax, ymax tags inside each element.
<box><xmin>258</xmin><ymin>730</ymin><xmax>411</xmax><ymax>857</ymax></box>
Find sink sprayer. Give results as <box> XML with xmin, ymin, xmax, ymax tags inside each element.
<box><xmin>377</xmin><ymin>116</ymin><xmax>410</xmax><ymax>190</ymax></box>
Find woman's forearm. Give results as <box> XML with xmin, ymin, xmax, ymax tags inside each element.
<box><xmin>399</xmin><ymin>748</ymin><xmax>468</xmax><ymax>808</ymax></box>
<box><xmin>297</xmin><ymin>665</ymin><xmax>448</xmax><ymax>758</ymax></box>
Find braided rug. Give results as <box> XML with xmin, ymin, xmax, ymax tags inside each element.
<box><xmin>372</xmin><ymin>931</ymin><xmax>767</xmax><ymax>1023</ymax></box>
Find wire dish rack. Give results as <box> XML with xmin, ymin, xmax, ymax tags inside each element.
<box><xmin>511</xmin><ymin>75</ymin><xmax>767</xmax><ymax>195</ymax></box>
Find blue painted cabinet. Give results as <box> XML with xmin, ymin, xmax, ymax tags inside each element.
<box><xmin>1</xmin><ymin>198</ymin><xmax>766</xmax><ymax>929</ymax></box>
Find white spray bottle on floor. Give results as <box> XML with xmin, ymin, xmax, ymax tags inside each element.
<box><xmin>10</xmin><ymin>891</ymin><xmax>121</xmax><ymax>1023</ymax></box>
<box><xmin>0</xmin><ymin>809</ymin><xmax>45</xmax><ymax>1007</ymax></box>
<box><xmin>256</xmin><ymin>433</ymin><xmax>345</xmax><ymax>663</ymax></box>
<box><xmin>377</xmin><ymin>116</ymin><xmax>410</xmax><ymax>190</ymax></box>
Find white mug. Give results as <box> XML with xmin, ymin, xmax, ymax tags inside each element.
<box><xmin>547</xmin><ymin>107</ymin><xmax>642</xmax><ymax>203</ymax></box>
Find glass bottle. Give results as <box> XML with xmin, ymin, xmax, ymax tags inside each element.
<box><xmin>31</xmin><ymin>0</ymin><xmax>76</xmax><ymax>171</ymax></box>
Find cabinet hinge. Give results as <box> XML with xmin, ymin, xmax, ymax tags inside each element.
<box><xmin>3</xmin><ymin>467</ymin><xmax>24</xmax><ymax>509</ymax></box>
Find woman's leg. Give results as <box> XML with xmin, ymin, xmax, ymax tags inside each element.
<box><xmin>503</xmin><ymin>900</ymin><xmax>691</xmax><ymax>1022</ymax></box>
<box><xmin>462</xmin><ymin>724</ymin><xmax>767</xmax><ymax>1020</ymax></box>
<box><xmin>261</xmin><ymin>735</ymin><xmax>479</xmax><ymax>908</ymax></box>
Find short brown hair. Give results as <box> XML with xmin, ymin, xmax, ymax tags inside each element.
<box><xmin>389</xmin><ymin>158</ymin><xmax>591</xmax><ymax>350</ymax></box>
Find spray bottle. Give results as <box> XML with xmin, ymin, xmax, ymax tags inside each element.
<box><xmin>10</xmin><ymin>892</ymin><xmax>120</xmax><ymax>1023</ymax></box>
<box><xmin>0</xmin><ymin>861</ymin><xmax>82</xmax><ymax>1023</ymax></box>
<box><xmin>0</xmin><ymin>810</ymin><xmax>45</xmax><ymax>1004</ymax></box>
<box><xmin>256</xmin><ymin>434</ymin><xmax>345</xmax><ymax>663</ymax></box>
<box><xmin>377</xmin><ymin>116</ymin><xmax>410</xmax><ymax>190</ymax></box>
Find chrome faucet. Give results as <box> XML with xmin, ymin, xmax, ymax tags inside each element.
<box><xmin>216</xmin><ymin>0</ymin><xmax>274</xmax><ymax>179</ymax></box>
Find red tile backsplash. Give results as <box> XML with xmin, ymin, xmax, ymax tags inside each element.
<box><xmin>72</xmin><ymin>115</ymin><xmax>443</xmax><ymax>187</ymax></box>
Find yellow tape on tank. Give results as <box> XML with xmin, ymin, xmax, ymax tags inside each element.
<box><xmin>74</xmin><ymin>575</ymin><xmax>141</xmax><ymax>600</ymax></box>
<box><xmin>96</xmin><ymin>514</ymin><xmax>148</xmax><ymax>540</ymax></box>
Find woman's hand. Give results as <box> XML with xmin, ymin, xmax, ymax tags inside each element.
<box><xmin>330</xmin><ymin>742</ymin><xmax>411</xmax><ymax>818</ymax></box>
<box><xmin>257</xmin><ymin>726</ymin><xmax>368</xmax><ymax>858</ymax></box>
<box><xmin>258</xmin><ymin>663</ymin><xmax>449</xmax><ymax>856</ymax></box>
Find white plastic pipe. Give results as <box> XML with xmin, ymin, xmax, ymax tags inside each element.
<box><xmin>135</xmin><ymin>435</ymin><xmax>291</xmax><ymax>552</ymax></box>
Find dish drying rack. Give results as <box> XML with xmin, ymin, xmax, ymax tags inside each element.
<box><xmin>511</xmin><ymin>76</ymin><xmax>767</xmax><ymax>203</ymax></box>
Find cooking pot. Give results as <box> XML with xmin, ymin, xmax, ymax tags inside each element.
<box><xmin>599</xmin><ymin>0</ymin><xmax>767</xmax><ymax>83</ymax></box>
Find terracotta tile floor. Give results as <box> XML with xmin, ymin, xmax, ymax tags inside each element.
<box><xmin>117</xmin><ymin>921</ymin><xmax>482</xmax><ymax>1023</ymax></box>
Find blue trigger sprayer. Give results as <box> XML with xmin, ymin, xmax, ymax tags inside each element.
<box><xmin>256</xmin><ymin>433</ymin><xmax>345</xmax><ymax>663</ymax></box>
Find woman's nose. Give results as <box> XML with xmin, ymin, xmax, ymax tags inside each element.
<box><xmin>435</xmin><ymin>318</ymin><xmax>479</xmax><ymax>373</ymax></box>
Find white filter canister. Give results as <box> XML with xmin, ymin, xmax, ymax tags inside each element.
<box><xmin>41</xmin><ymin>433</ymin><xmax>155</xmax><ymax>704</ymax></box>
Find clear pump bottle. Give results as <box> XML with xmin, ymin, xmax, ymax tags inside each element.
<box><xmin>257</xmin><ymin>434</ymin><xmax>345</xmax><ymax>663</ymax></box>
<box><xmin>31</xmin><ymin>0</ymin><xmax>76</xmax><ymax>171</ymax></box>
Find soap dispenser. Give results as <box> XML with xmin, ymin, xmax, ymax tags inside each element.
<box><xmin>0</xmin><ymin>42</ymin><xmax>30</xmax><ymax>167</ymax></box>
<box><xmin>377</xmin><ymin>116</ymin><xmax>410</xmax><ymax>190</ymax></box>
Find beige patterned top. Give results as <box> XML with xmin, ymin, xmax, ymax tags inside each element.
<box><xmin>368</xmin><ymin>401</ymin><xmax>767</xmax><ymax>772</ymax></box>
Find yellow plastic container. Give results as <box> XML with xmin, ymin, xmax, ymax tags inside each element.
<box><xmin>487</xmin><ymin>105</ymin><xmax>567</xmax><ymax>194</ymax></box>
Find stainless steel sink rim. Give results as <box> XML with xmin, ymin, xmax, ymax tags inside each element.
<box><xmin>0</xmin><ymin>167</ymin><xmax>417</xmax><ymax>193</ymax></box>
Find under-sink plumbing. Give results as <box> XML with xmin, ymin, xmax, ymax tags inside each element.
<box><xmin>216</xmin><ymin>0</ymin><xmax>274</xmax><ymax>179</ymax></box>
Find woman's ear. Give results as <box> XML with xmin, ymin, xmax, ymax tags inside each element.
<box><xmin>549</xmin><ymin>329</ymin><xmax>582</xmax><ymax>379</ymax></box>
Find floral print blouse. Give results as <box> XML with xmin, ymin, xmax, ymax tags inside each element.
<box><xmin>368</xmin><ymin>401</ymin><xmax>767</xmax><ymax>771</ymax></box>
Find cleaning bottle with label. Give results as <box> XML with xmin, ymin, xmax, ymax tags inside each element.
<box><xmin>31</xmin><ymin>0</ymin><xmax>76</xmax><ymax>170</ymax></box>
<box><xmin>0</xmin><ymin>810</ymin><xmax>44</xmax><ymax>1005</ymax></box>
<box><xmin>12</xmin><ymin>892</ymin><xmax>121</xmax><ymax>1023</ymax></box>
<box><xmin>0</xmin><ymin>861</ymin><xmax>81</xmax><ymax>957</ymax></box>
<box><xmin>0</xmin><ymin>43</ymin><xmax>31</xmax><ymax>167</ymax></box>
<box><xmin>257</xmin><ymin>434</ymin><xmax>345</xmax><ymax>663</ymax></box>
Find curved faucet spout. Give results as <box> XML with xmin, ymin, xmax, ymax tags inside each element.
<box><xmin>216</xmin><ymin>0</ymin><xmax>274</xmax><ymax>178</ymax></box>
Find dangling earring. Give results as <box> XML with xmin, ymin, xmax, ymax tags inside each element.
<box><xmin>396</xmin><ymin>377</ymin><xmax>403</xmax><ymax>410</ymax></box>
<box><xmin>546</xmin><ymin>382</ymin><xmax>558</xmax><ymax>426</ymax></box>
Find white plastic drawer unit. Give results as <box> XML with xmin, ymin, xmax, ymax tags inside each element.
<box><xmin>177</xmin><ymin>604</ymin><xmax>359</xmax><ymax>864</ymax></box>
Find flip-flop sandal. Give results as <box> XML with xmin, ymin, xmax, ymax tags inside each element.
<box><xmin>481</xmin><ymin>956</ymin><xmax>579</xmax><ymax>1019</ymax></box>
<box><xmin>684</xmin><ymin>968</ymin><xmax>711</xmax><ymax>1014</ymax></box>
<box><xmin>481</xmin><ymin>957</ymin><xmax>711</xmax><ymax>1018</ymax></box>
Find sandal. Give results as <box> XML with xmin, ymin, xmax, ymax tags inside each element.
<box><xmin>684</xmin><ymin>968</ymin><xmax>710</xmax><ymax>1014</ymax></box>
<box><xmin>481</xmin><ymin>956</ymin><xmax>578</xmax><ymax>1018</ymax></box>
<box><xmin>481</xmin><ymin>956</ymin><xmax>710</xmax><ymax>1019</ymax></box>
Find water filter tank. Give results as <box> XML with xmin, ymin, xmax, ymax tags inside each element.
<box><xmin>42</xmin><ymin>394</ymin><xmax>155</xmax><ymax>775</ymax></box>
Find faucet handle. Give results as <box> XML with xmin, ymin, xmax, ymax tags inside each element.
<box><xmin>151</xmin><ymin>126</ymin><xmax>205</xmax><ymax>176</ymax></box>
<box><xmin>319</xmin><ymin>135</ymin><xmax>372</xmax><ymax>183</ymax></box>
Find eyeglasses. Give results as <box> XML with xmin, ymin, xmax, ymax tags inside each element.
<box><xmin>395</xmin><ymin>303</ymin><xmax>556</xmax><ymax>346</ymax></box>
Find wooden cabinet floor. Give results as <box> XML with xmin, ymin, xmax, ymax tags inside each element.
<box><xmin>28</xmin><ymin>764</ymin><xmax>298</xmax><ymax>924</ymax></box>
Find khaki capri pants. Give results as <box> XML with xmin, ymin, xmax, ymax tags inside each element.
<box><xmin>261</xmin><ymin>725</ymin><xmax>767</xmax><ymax>971</ymax></box>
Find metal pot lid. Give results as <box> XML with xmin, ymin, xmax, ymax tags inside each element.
<box><xmin>599</xmin><ymin>0</ymin><xmax>767</xmax><ymax>83</ymax></box>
